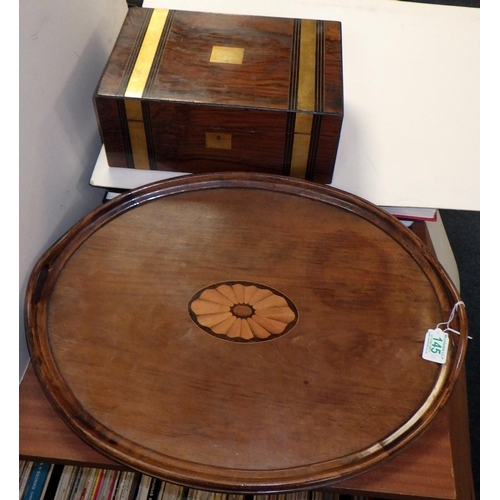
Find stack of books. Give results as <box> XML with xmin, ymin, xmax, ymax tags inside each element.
<box><xmin>379</xmin><ymin>206</ymin><xmax>437</xmax><ymax>227</ymax></box>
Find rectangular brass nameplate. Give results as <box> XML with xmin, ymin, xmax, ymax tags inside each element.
<box><xmin>206</xmin><ymin>132</ymin><xmax>232</xmax><ymax>150</ymax></box>
<box><xmin>210</xmin><ymin>46</ymin><xmax>245</xmax><ymax>64</ymax></box>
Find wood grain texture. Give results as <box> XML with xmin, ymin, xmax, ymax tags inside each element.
<box><xmin>25</xmin><ymin>173</ymin><xmax>467</xmax><ymax>493</ymax></box>
<box><xmin>94</xmin><ymin>8</ymin><xmax>343</xmax><ymax>181</ymax></box>
<box><xmin>19</xmin><ymin>363</ymin><xmax>460</xmax><ymax>499</ymax></box>
<box><xmin>21</xmin><ymin>350</ymin><xmax>476</xmax><ymax>498</ymax></box>
<box><xmin>19</xmin><ymin>363</ymin><xmax>122</xmax><ymax>469</ymax></box>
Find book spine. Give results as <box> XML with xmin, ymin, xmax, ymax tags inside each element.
<box><xmin>66</xmin><ymin>467</ymin><xmax>85</xmax><ymax>500</ymax></box>
<box><xmin>19</xmin><ymin>461</ymin><xmax>34</xmax><ymax>500</ymax></box>
<box><xmin>186</xmin><ymin>488</ymin><xmax>197</xmax><ymax>500</ymax></box>
<box><xmin>193</xmin><ymin>489</ymin><xmax>214</xmax><ymax>500</ymax></box>
<box><xmin>154</xmin><ymin>483</ymin><xmax>166</xmax><ymax>500</ymax></box>
<box><xmin>110</xmin><ymin>472</ymin><xmax>126</xmax><ymax>500</ymax></box>
<box><xmin>100</xmin><ymin>469</ymin><xmax>118</xmax><ymax>500</ymax></box>
<box><xmin>41</xmin><ymin>464</ymin><xmax>64</xmax><ymax>500</ymax></box>
<box><xmin>212</xmin><ymin>492</ymin><xmax>227</xmax><ymax>500</ymax></box>
<box><xmin>39</xmin><ymin>464</ymin><xmax>55</xmax><ymax>500</ymax></box>
<box><xmin>54</xmin><ymin>465</ymin><xmax>76</xmax><ymax>500</ymax></box>
<box><xmin>136</xmin><ymin>475</ymin><xmax>152</xmax><ymax>500</ymax></box>
<box><xmin>23</xmin><ymin>462</ymin><xmax>52</xmax><ymax>500</ymax></box>
<box><xmin>80</xmin><ymin>468</ymin><xmax>98</xmax><ymax>500</ymax></box>
<box><xmin>159</xmin><ymin>482</ymin><xmax>186</xmax><ymax>500</ymax></box>
<box><xmin>146</xmin><ymin>477</ymin><xmax>162</xmax><ymax>500</ymax></box>
<box><xmin>20</xmin><ymin>461</ymin><xmax>27</xmax><ymax>481</ymax></box>
<box><xmin>127</xmin><ymin>473</ymin><xmax>141</xmax><ymax>500</ymax></box>
<box><xmin>75</xmin><ymin>468</ymin><xmax>91</xmax><ymax>500</ymax></box>
<box><xmin>105</xmin><ymin>470</ymin><xmax>121</xmax><ymax>500</ymax></box>
<box><xmin>114</xmin><ymin>471</ymin><xmax>138</xmax><ymax>500</ymax></box>
<box><xmin>89</xmin><ymin>469</ymin><xmax>105</xmax><ymax>500</ymax></box>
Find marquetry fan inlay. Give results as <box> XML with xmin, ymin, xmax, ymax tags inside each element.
<box><xmin>188</xmin><ymin>282</ymin><xmax>298</xmax><ymax>342</ymax></box>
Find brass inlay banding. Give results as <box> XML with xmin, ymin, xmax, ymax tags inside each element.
<box><xmin>294</xmin><ymin>113</ymin><xmax>314</xmax><ymax>134</ymax></box>
<box><xmin>290</xmin><ymin>128</ymin><xmax>312</xmax><ymax>180</ymax></box>
<box><xmin>124</xmin><ymin>8</ymin><xmax>169</xmax><ymax>169</ymax></box>
<box><xmin>290</xmin><ymin>20</ymin><xmax>318</xmax><ymax>179</ymax></box>
<box><xmin>296</xmin><ymin>19</ymin><xmax>317</xmax><ymax>112</ymax></box>
<box><xmin>125</xmin><ymin>9</ymin><xmax>170</xmax><ymax>98</ymax></box>
<box><xmin>124</xmin><ymin>99</ymin><xmax>149</xmax><ymax>170</ymax></box>
<box><xmin>188</xmin><ymin>282</ymin><xmax>298</xmax><ymax>342</ymax></box>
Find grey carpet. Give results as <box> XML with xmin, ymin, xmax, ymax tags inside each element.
<box><xmin>440</xmin><ymin>209</ymin><xmax>480</xmax><ymax>499</ymax></box>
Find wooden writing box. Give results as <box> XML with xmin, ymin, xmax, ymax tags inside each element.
<box><xmin>94</xmin><ymin>7</ymin><xmax>343</xmax><ymax>183</ymax></box>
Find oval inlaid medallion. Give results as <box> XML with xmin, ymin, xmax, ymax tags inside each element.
<box><xmin>188</xmin><ymin>281</ymin><xmax>298</xmax><ymax>342</ymax></box>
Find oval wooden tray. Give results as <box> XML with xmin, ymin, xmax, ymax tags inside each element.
<box><xmin>25</xmin><ymin>172</ymin><xmax>468</xmax><ymax>493</ymax></box>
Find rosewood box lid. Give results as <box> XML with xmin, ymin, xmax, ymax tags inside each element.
<box><xmin>94</xmin><ymin>7</ymin><xmax>344</xmax><ymax>182</ymax></box>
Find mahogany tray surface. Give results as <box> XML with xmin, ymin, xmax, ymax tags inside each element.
<box><xmin>25</xmin><ymin>173</ymin><xmax>467</xmax><ymax>493</ymax></box>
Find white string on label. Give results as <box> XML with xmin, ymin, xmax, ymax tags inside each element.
<box><xmin>436</xmin><ymin>301</ymin><xmax>471</xmax><ymax>339</ymax></box>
